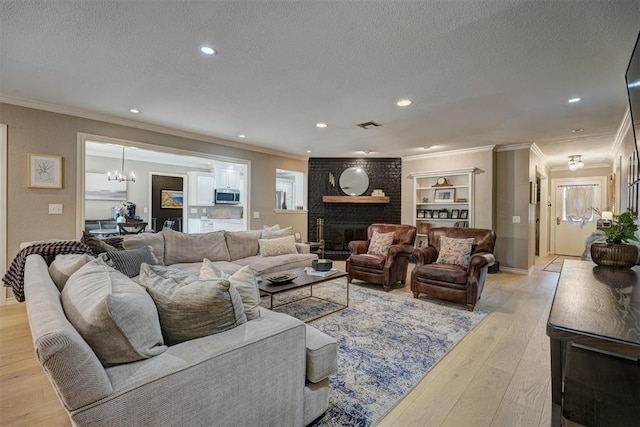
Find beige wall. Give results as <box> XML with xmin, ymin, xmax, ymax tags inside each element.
<box><xmin>1</xmin><ymin>103</ymin><xmax>309</xmax><ymax>271</ymax></box>
<box><xmin>401</xmin><ymin>148</ymin><xmax>495</xmax><ymax>229</ymax></box>
<box><xmin>495</xmin><ymin>148</ymin><xmax>530</xmax><ymax>271</ymax></box>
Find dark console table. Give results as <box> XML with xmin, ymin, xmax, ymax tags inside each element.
<box><xmin>547</xmin><ymin>259</ymin><xmax>640</xmax><ymax>426</ymax></box>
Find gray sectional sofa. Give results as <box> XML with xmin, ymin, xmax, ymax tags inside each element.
<box><xmin>23</xmin><ymin>228</ymin><xmax>336</xmax><ymax>426</ymax></box>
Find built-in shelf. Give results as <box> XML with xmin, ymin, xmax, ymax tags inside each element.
<box><xmin>322</xmin><ymin>195</ymin><xmax>390</xmax><ymax>203</ymax></box>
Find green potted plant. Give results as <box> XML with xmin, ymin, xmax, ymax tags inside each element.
<box><xmin>591</xmin><ymin>209</ymin><xmax>639</xmax><ymax>268</ymax></box>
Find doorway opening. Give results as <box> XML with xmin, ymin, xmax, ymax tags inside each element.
<box><xmin>151</xmin><ymin>173</ymin><xmax>185</xmax><ymax>232</ymax></box>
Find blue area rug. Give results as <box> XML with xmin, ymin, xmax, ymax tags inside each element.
<box><xmin>262</xmin><ymin>279</ymin><xmax>487</xmax><ymax>426</ymax></box>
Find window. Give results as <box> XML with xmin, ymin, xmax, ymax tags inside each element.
<box><xmin>276</xmin><ymin>169</ymin><xmax>305</xmax><ymax>210</ymax></box>
<box><xmin>561</xmin><ymin>185</ymin><xmax>597</xmax><ymax>222</ymax></box>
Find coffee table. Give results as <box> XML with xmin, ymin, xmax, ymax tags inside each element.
<box><xmin>259</xmin><ymin>268</ymin><xmax>348</xmax><ymax>322</ymax></box>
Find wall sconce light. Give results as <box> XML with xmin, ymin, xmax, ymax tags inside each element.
<box><xmin>568</xmin><ymin>155</ymin><xmax>584</xmax><ymax>171</ymax></box>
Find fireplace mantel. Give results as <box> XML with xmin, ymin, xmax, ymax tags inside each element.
<box><xmin>322</xmin><ymin>196</ymin><xmax>390</xmax><ymax>203</ymax></box>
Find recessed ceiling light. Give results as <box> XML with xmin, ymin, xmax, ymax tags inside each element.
<box><xmin>568</xmin><ymin>97</ymin><xmax>581</xmax><ymax>103</ymax></box>
<box><xmin>238</xmin><ymin>134</ymin><xmax>246</xmax><ymax>138</ymax></box>
<box><xmin>397</xmin><ymin>99</ymin><xmax>412</xmax><ymax>107</ymax></box>
<box><xmin>306</xmin><ymin>150</ymin><xmax>312</xmax><ymax>153</ymax></box>
<box><xmin>129</xmin><ymin>108</ymin><xmax>140</xmax><ymax>114</ymax></box>
<box><xmin>363</xmin><ymin>150</ymin><xmax>372</xmax><ymax>155</ymax></box>
<box><xmin>421</xmin><ymin>146</ymin><xmax>431</xmax><ymax>150</ymax></box>
<box><xmin>316</xmin><ymin>123</ymin><xmax>328</xmax><ymax>128</ymax></box>
<box><xmin>201</xmin><ymin>46</ymin><xmax>217</xmax><ymax>55</ymax></box>
<box><xmin>571</xmin><ymin>128</ymin><xmax>584</xmax><ymax>133</ymax></box>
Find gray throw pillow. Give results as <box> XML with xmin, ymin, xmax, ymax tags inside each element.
<box><xmin>138</xmin><ymin>263</ymin><xmax>247</xmax><ymax>345</ymax></box>
<box><xmin>224</xmin><ymin>230</ymin><xmax>261</xmax><ymax>260</ymax></box>
<box><xmin>259</xmin><ymin>235</ymin><xmax>298</xmax><ymax>257</ymax></box>
<box><xmin>61</xmin><ymin>258</ymin><xmax>167</xmax><ymax>366</ymax></box>
<box><xmin>122</xmin><ymin>232</ymin><xmax>165</xmax><ymax>265</ymax></box>
<box><xmin>101</xmin><ymin>246</ymin><xmax>158</xmax><ymax>278</ymax></box>
<box><xmin>200</xmin><ymin>260</ymin><xmax>261</xmax><ymax>320</ymax></box>
<box><xmin>48</xmin><ymin>253</ymin><xmax>95</xmax><ymax>291</ymax></box>
<box><xmin>261</xmin><ymin>226</ymin><xmax>294</xmax><ymax>239</ymax></box>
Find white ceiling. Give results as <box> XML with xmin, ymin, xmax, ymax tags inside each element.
<box><xmin>1</xmin><ymin>1</ymin><xmax>639</xmax><ymax>169</ymax></box>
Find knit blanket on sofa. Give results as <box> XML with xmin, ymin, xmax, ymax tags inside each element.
<box><xmin>2</xmin><ymin>241</ymin><xmax>94</xmax><ymax>302</ymax></box>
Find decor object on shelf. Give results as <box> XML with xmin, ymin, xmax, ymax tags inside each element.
<box><xmin>371</xmin><ymin>189</ymin><xmax>385</xmax><ymax>196</ymax></box>
<box><xmin>460</xmin><ymin>209</ymin><xmax>469</xmax><ymax>219</ymax></box>
<box><xmin>433</xmin><ymin>177</ymin><xmax>451</xmax><ymax>187</ymax></box>
<box><xmin>590</xmin><ymin>209</ymin><xmax>639</xmax><ymax>268</ymax></box>
<box><xmin>114</xmin><ymin>203</ymin><xmax>129</xmax><ymax>223</ymax></box>
<box><xmin>434</xmin><ymin>188</ymin><xmax>455</xmax><ymax>202</ymax></box>
<box><xmin>28</xmin><ymin>153</ymin><xmax>62</xmax><ymax>189</ymax></box>
<box><xmin>107</xmin><ymin>146</ymin><xmax>136</xmax><ymax>182</ymax></box>
<box><xmin>312</xmin><ymin>258</ymin><xmax>333</xmax><ymax>271</ymax></box>
<box><xmin>339</xmin><ymin>167</ymin><xmax>369</xmax><ymax>196</ymax></box>
<box><xmin>568</xmin><ymin>155</ymin><xmax>585</xmax><ymax>171</ymax></box>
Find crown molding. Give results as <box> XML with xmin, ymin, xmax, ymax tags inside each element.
<box><xmin>494</xmin><ymin>143</ymin><xmax>533</xmax><ymax>152</ymax></box>
<box><xmin>402</xmin><ymin>144</ymin><xmax>495</xmax><ymax>161</ymax></box>
<box><xmin>609</xmin><ymin>106</ymin><xmax>632</xmax><ymax>161</ymax></box>
<box><xmin>529</xmin><ymin>143</ymin><xmax>549</xmax><ymax>168</ymax></box>
<box><xmin>0</xmin><ymin>95</ymin><xmax>307</xmax><ymax>161</ymax></box>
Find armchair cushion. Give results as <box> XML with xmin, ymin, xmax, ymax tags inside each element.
<box><xmin>347</xmin><ymin>253</ymin><xmax>386</xmax><ymax>269</ymax></box>
<box><xmin>367</xmin><ymin>231</ymin><xmax>395</xmax><ymax>256</ymax></box>
<box><xmin>414</xmin><ymin>263</ymin><xmax>468</xmax><ymax>285</ymax></box>
<box><xmin>435</xmin><ymin>236</ymin><xmax>474</xmax><ymax>267</ymax></box>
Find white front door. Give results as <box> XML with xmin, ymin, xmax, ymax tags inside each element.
<box><xmin>553</xmin><ymin>177</ymin><xmax>606</xmax><ymax>256</ymax></box>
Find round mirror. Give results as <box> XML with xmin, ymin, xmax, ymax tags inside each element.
<box><xmin>339</xmin><ymin>167</ymin><xmax>369</xmax><ymax>196</ymax></box>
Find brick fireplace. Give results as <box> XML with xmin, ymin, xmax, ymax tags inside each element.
<box><xmin>308</xmin><ymin>158</ymin><xmax>402</xmax><ymax>260</ymax></box>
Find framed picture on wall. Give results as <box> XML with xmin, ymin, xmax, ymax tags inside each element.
<box><xmin>28</xmin><ymin>153</ymin><xmax>62</xmax><ymax>188</ymax></box>
<box><xmin>161</xmin><ymin>190</ymin><xmax>184</xmax><ymax>208</ymax></box>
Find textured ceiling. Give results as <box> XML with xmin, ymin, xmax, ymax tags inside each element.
<box><xmin>1</xmin><ymin>0</ymin><xmax>639</xmax><ymax>169</ymax></box>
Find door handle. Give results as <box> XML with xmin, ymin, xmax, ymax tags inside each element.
<box><xmin>556</xmin><ymin>217</ymin><xmax>561</xmax><ymax>225</ymax></box>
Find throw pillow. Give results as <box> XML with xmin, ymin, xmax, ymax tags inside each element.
<box><xmin>436</xmin><ymin>236</ymin><xmax>475</xmax><ymax>267</ymax></box>
<box><xmin>200</xmin><ymin>260</ymin><xmax>261</xmax><ymax>320</ymax></box>
<box><xmin>261</xmin><ymin>226</ymin><xmax>294</xmax><ymax>240</ymax></box>
<box><xmin>163</xmin><ymin>228</ymin><xmax>230</xmax><ymax>265</ymax></box>
<box><xmin>81</xmin><ymin>231</ymin><xmax>118</xmax><ymax>254</ymax></box>
<box><xmin>61</xmin><ymin>258</ymin><xmax>167</xmax><ymax>366</ymax></box>
<box><xmin>258</xmin><ymin>235</ymin><xmax>298</xmax><ymax>257</ymax></box>
<box><xmin>122</xmin><ymin>232</ymin><xmax>165</xmax><ymax>265</ymax></box>
<box><xmin>101</xmin><ymin>246</ymin><xmax>158</xmax><ymax>278</ymax></box>
<box><xmin>138</xmin><ymin>263</ymin><xmax>247</xmax><ymax>345</ymax></box>
<box><xmin>367</xmin><ymin>231</ymin><xmax>395</xmax><ymax>256</ymax></box>
<box><xmin>48</xmin><ymin>253</ymin><xmax>95</xmax><ymax>291</ymax></box>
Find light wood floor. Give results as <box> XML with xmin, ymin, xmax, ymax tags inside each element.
<box><xmin>0</xmin><ymin>255</ymin><xmax>560</xmax><ymax>426</ymax></box>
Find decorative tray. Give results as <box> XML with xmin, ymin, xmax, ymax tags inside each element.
<box><xmin>266</xmin><ymin>273</ymin><xmax>297</xmax><ymax>284</ymax></box>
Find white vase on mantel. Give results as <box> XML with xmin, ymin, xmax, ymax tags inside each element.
<box><xmin>116</xmin><ymin>216</ymin><xmax>126</xmax><ymax>223</ymax></box>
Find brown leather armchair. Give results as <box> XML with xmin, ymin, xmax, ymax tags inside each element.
<box><xmin>411</xmin><ymin>227</ymin><xmax>496</xmax><ymax>311</ymax></box>
<box><xmin>346</xmin><ymin>223</ymin><xmax>417</xmax><ymax>291</ymax></box>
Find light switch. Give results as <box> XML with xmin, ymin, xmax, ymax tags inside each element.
<box><xmin>512</xmin><ymin>216</ymin><xmax>521</xmax><ymax>223</ymax></box>
<box><xmin>253</xmin><ymin>211</ymin><xmax>260</xmax><ymax>219</ymax></box>
<box><xmin>191</xmin><ymin>208</ymin><xmax>198</xmax><ymax>214</ymax></box>
<box><xmin>202</xmin><ymin>208</ymin><xmax>207</xmax><ymax>213</ymax></box>
<box><xmin>143</xmin><ymin>207</ymin><xmax>148</xmax><ymax>213</ymax></box>
<box><xmin>49</xmin><ymin>204</ymin><xmax>63</xmax><ymax>214</ymax></box>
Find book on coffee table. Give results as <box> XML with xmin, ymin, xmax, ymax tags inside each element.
<box><xmin>304</xmin><ymin>267</ymin><xmax>339</xmax><ymax>277</ymax></box>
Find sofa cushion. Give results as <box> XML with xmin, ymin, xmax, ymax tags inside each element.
<box><xmin>101</xmin><ymin>246</ymin><xmax>159</xmax><ymax>278</ymax></box>
<box><xmin>138</xmin><ymin>263</ymin><xmax>247</xmax><ymax>345</ymax></box>
<box><xmin>415</xmin><ymin>262</ymin><xmax>468</xmax><ymax>285</ymax></box>
<box><xmin>225</xmin><ymin>230</ymin><xmax>261</xmax><ymax>261</ymax></box>
<box><xmin>123</xmin><ymin>232</ymin><xmax>165</xmax><ymax>265</ymax></box>
<box><xmin>48</xmin><ymin>253</ymin><xmax>95</xmax><ymax>291</ymax></box>
<box><xmin>347</xmin><ymin>253</ymin><xmax>385</xmax><ymax>270</ymax></box>
<box><xmin>61</xmin><ymin>258</ymin><xmax>167</xmax><ymax>366</ymax></box>
<box><xmin>436</xmin><ymin>236</ymin><xmax>474</xmax><ymax>267</ymax></box>
<box><xmin>367</xmin><ymin>231</ymin><xmax>395</xmax><ymax>256</ymax></box>
<box><xmin>163</xmin><ymin>229</ymin><xmax>230</xmax><ymax>265</ymax></box>
<box><xmin>259</xmin><ymin>235</ymin><xmax>298</xmax><ymax>257</ymax></box>
<box><xmin>304</xmin><ymin>325</ymin><xmax>338</xmax><ymax>383</ymax></box>
<box><xmin>200</xmin><ymin>260</ymin><xmax>261</xmax><ymax>320</ymax></box>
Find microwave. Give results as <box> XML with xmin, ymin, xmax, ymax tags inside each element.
<box><xmin>215</xmin><ymin>188</ymin><xmax>241</xmax><ymax>204</ymax></box>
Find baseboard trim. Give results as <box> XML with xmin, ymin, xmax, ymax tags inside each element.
<box><xmin>6</xmin><ymin>295</ymin><xmax>18</xmax><ymax>305</ymax></box>
<box><xmin>499</xmin><ymin>266</ymin><xmax>531</xmax><ymax>275</ymax></box>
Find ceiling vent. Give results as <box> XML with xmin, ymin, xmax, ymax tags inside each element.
<box><xmin>356</xmin><ymin>121</ymin><xmax>382</xmax><ymax>129</ymax></box>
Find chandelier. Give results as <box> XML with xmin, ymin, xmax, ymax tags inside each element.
<box><xmin>107</xmin><ymin>146</ymin><xmax>136</xmax><ymax>182</ymax></box>
<box><xmin>568</xmin><ymin>155</ymin><xmax>584</xmax><ymax>171</ymax></box>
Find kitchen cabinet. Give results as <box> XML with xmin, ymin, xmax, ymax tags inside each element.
<box><xmin>216</xmin><ymin>168</ymin><xmax>240</xmax><ymax>189</ymax></box>
<box><xmin>187</xmin><ymin>218</ymin><xmax>246</xmax><ymax>233</ymax></box>
<box><xmin>187</xmin><ymin>172</ymin><xmax>215</xmax><ymax>206</ymax></box>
